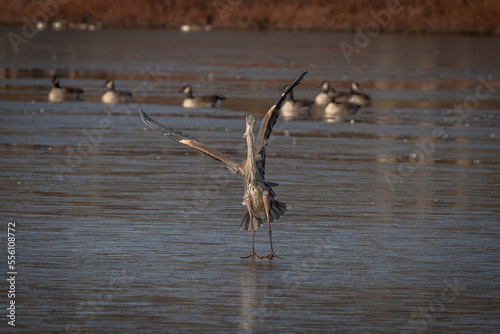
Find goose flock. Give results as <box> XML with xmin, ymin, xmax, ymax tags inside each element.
<box><xmin>278</xmin><ymin>80</ymin><xmax>371</xmax><ymax>122</ymax></box>
<box><xmin>46</xmin><ymin>74</ymin><xmax>371</xmax><ymax>123</ymax></box>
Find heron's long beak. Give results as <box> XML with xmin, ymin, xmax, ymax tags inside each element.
<box><xmin>243</xmin><ymin>115</ymin><xmax>255</xmax><ymax>138</ymax></box>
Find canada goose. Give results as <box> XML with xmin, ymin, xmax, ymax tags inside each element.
<box><xmin>346</xmin><ymin>82</ymin><xmax>371</xmax><ymax>107</ymax></box>
<box><xmin>181</xmin><ymin>85</ymin><xmax>225</xmax><ymax>108</ymax></box>
<box><xmin>87</xmin><ymin>21</ymin><xmax>102</xmax><ymax>31</ymax></box>
<box><xmin>48</xmin><ymin>75</ymin><xmax>84</xmax><ymax>102</ymax></box>
<box><xmin>51</xmin><ymin>20</ymin><xmax>67</xmax><ymax>31</ymax></box>
<box><xmin>323</xmin><ymin>90</ymin><xmax>360</xmax><ymax>122</ymax></box>
<box><xmin>36</xmin><ymin>20</ymin><xmax>67</xmax><ymax>31</ymax></box>
<box><xmin>324</xmin><ymin>100</ymin><xmax>359</xmax><ymax>116</ymax></box>
<box><xmin>102</xmin><ymin>80</ymin><xmax>131</xmax><ymax>104</ymax></box>
<box><xmin>314</xmin><ymin>81</ymin><xmax>331</xmax><ymax>106</ymax></box>
<box><xmin>314</xmin><ymin>83</ymin><xmax>348</xmax><ymax>117</ymax></box>
<box><xmin>180</xmin><ymin>15</ymin><xmax>213</xmax><ymax>32</ymax></box>
<box><xmin>67</xmin><ymin>13</ymin><xmax>102</xmax><ymax>31</ymax></box>
<box><xmin>281</xmin><ymin>87</ymin><xmax>313</xmax><ymax>120</ymax></box>
<box><xmin>329</xmin><ymin>88</ymin><xmax>349</xmax><ymax>103</ymax></box>
<box><xmin>36</xmin><ymin>20</ymin><xmax>48</xmax><ymax>31</ymax></box>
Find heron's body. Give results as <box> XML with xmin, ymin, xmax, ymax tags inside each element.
<box><xmin>182</xmin><ymin>85</ymin><xmax>225</xmax><ymax>108</ymax></box>
<box><xmin>239</xmin><ymin>119</ymin><xmax>289</xmax><ymax>231</ymax></box>
<box><xmin>48</xmin><ymin>75</ymin><xmax>84</xmax><ymax>102</ymax></box>
<box><xmin>141</xmin><ymin>72</ymin><xmax>307</xmax><ymax>259</ymax></box>
<box><xmin>102</xmin><ymin>80</ymin><xmax>131</xmax><ymax>104</ymax></box>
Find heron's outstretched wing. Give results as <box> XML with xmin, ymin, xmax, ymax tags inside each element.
<box><xmin>140</xmin><ymin>108</ymin><xmax>239</xmax><ymax>173</ymax></box>
<box><xmin>254</xmin><ymin>71</ymin><xmax>307</xmax><ymax>174</ymax></box>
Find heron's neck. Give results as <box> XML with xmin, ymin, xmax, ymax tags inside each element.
<box><xmin>246</xmin><ymin>129</ymin><xmax>255</xmax><ymax>161</ymax></box>
<box><xmin>245</xmin><ymin>128</ymin><xmax>257</xmax><ymax>175</ymax></box>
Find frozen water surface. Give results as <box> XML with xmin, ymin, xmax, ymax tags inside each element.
<box><xmin>0</xmin><ymin>28</ymin><xmax>500</xmax><ymax>332</ymax></box>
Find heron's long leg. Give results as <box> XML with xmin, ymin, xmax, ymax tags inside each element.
<box><xmin>263</xmin><ymin>192</ymin><xmax>286</xmax><ymax>260</ymax></box>
<box><xmin>241</xmin><ymin>199</ymin><xmax>264</xmax><ymax>259</ymax></box>
<box><xmin>251</xmin><ymin>228</ymin><xmax>256</xmax><ymax>254</ymax></box>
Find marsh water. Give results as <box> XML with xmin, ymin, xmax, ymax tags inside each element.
<box><xmin>1</xmin><ymin>28</ymin><xmax>500</xmax><ymax>332</ymax></box>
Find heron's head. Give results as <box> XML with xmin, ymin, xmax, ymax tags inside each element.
<box><xmin>321</xmin><ymin>81</ymin><xmax>330</xmax><ymax>92</ymax></box>
<box><xmin>243</xmin><ymin>115</ymin><xmax>255</xmax><ymax>138</ymax></box>
<box><xmin>105</xmin><ymin>79</ymin><xmax>114</xmax><ymax>90</ymax></box>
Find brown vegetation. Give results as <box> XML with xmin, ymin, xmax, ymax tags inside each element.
<box><xmin>0</xmin><ymin>0</ymin><xmax>499</xmax><ymax>34</ymax></box>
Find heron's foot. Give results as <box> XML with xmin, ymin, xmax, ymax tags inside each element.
<box><xmin>241</xmin><ymin>251</ymin><xmax>266</xmax><ymax>259</ymax></box>
<box><xmin>264</xmin><ymin>252</ymin><xmax>286</xmax><ymax>260</ymax></box>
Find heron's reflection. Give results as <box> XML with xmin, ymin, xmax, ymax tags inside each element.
<box><xmin>238</xmin><ymin>261</ymin><xmax>272</xmax><ymax>332</ymax></box>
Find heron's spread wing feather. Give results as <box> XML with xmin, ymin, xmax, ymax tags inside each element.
<box><xmin>255</xmin><ymin>71</ymin><xmax>307</xmax><ymax>152</ymax></box>
<box><xmin>140</xmin><ymin>108</ymin><xmax>199</xmax><ymax>142</ymax></box>
<box><xmin>179</xmin><ymin>139</ymin><xmax>239</xmax><ymax>173</ymax></box>
<box><xmin>254</xmin><ymin>71</ymin><xmax>307</xmax><ymax>175</ymax></box>
<box><xmin>140</xmin><ymin>108</ymin><xmax>239</xmax><ymax>173</ymax></box>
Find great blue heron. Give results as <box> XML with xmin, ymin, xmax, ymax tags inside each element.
<box><xmin>140</xmin><ymin>71</ymin><xmax>307</xmax><ymax>259</ymax></box>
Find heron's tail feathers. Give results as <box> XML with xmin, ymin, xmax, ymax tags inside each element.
<box><xmin>240</xmin><ymin>212</ymin><xmax>261</xmax><ymax>232</ymax></box>
<box><xmin>239</xmin><ymin>200</ymin><xmax>290</xmax><ymax>231</ymax></box>
<box><xmin>269</xmin><ymin>199</ymin><xmax>290</xmax><ymax>222</ymax></box>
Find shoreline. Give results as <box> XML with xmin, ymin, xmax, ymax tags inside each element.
<box><xmin>0</xmin><ymin>0</ymin><xmax>499</xmax><ymax>35</ymax></box>
<box><xmin>2</xmin><ymin>24</ymin><xmax>500</xmax><ymax>36</ymax></box>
